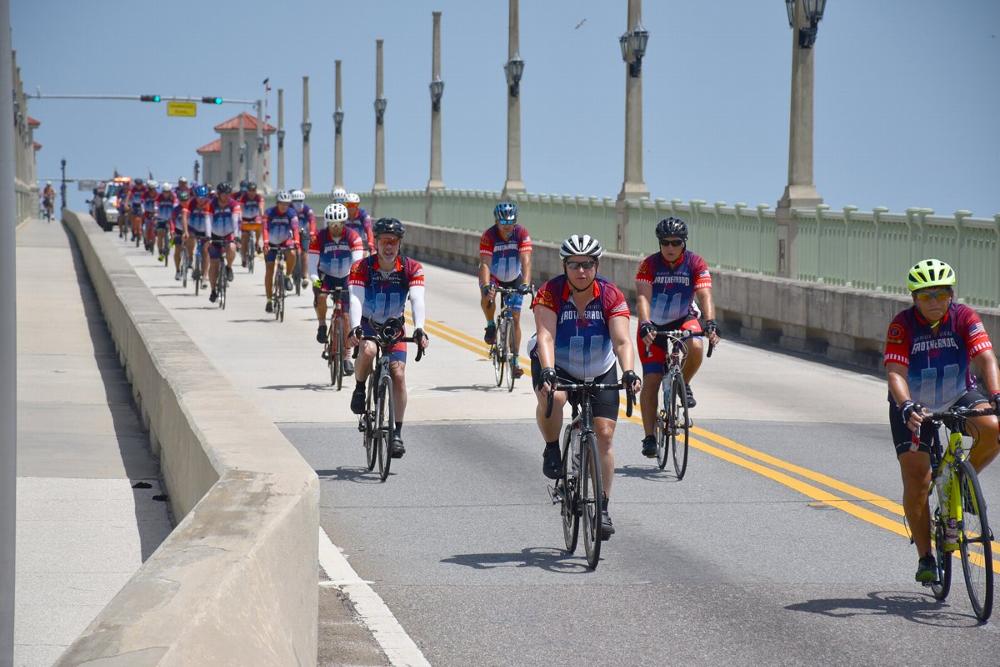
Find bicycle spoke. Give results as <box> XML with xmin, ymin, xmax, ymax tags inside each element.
<box><xmin>958</xmin><ymin>460</ymin><xmax>993</xmax><ymax>620</ymax></box>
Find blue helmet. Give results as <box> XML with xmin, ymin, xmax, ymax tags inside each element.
<box><xmin>194</xmin><ymin>185</ymin><xmax>209</xmax><ymax>198</ymax></box>
<box><xmin>493</xmin><ymin>201</ymin><xmax>517</xmax><ymax>224</ymax></box>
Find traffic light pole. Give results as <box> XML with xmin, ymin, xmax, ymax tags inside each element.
<box><xmin>27</xmin><ymin>92</ymin><xmax>257</xmax><ymax>106</ymax></box>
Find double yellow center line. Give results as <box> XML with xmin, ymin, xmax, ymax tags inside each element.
<box><xmin>415</xmin><ymin>313</ymin><xmax>1000</xmax><ymax>573</ymax></box>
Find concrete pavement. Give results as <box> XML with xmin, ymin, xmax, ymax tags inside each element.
<box><xmin>14</xmin><ymin>218</ymin><xmax>171</xmax><ymax>665</ymax></box>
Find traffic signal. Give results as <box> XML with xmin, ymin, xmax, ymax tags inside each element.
<box><xmin>201</xmin><ymin>97</ymin><xmax>223</xmax><ymax>105</ymax></box>
<box><xmin>140</xmin><ymin>94</ymin><xmax>161</xmax><ymax>103</ymax></box>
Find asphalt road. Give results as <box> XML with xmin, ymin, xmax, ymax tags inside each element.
<box><xmin>112</xmin><ymin>232</ymin><xmax>1000</xmax><ymax>665</ymax></box>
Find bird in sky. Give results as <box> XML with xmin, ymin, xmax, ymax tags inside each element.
<box><xmin>574</xmin><ymin>18</ymin><xmax>587</xmax><ymax>30</ymax></box>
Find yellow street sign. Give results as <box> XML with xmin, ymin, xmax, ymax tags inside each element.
<box><xmin>167</xmin><ymin>101</ymin><xmax>197</xmax><ymax>118</ymax></box>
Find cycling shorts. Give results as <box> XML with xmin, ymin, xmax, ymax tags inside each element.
<box><xmin>889</xmin><ymin>390</ymin><xmax>989</xmax><ymax>456</ymax></box>
<box><xmin>362</xmin><ymin>317</ymin><xmax>407</xmax><ymax>364</ymax></box>
<box><xmin>314</xmin><ymin>274</ymin><xmax>349</xmax><ymax>308</ymax></box>
<box><xmin>490</xmin><ymin>275</ymin><xmax>525</xmax><ymax>311</ymax></box>
<box><xmin>265</xmin><ymin>242</ymin><xmax>296</xmax><ymax>262</ymax></box>
<box><xmin>639</xmin><ymin>315</ymin><xmax>703</xmax><ymax>375</ymax></box>
<box><xmin>155</xmin><ymin>220</ymin><xmax>170</xmax><ymax>231</ymax></box>
<box><xmin>529</xmin><ymin>356</ymin><xmax>620</xmax><ymax>422</ymax></box>
<box><xmin>207</xmin><ymin>234</ymin><xmax>234</xmax><ymax>259</ymax></box>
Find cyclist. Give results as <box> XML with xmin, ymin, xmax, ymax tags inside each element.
<box><xmin>884</xmin><ymin>258</ymin><xmax>1000</xmax><ymax>583</ymax></box>
<box><xmin>126</xmin><ymin>178</ymin><xmax>146</xmax><ymax>241</ymax></box>
<box><xmin>238</xmin><ymin>181</ymin><xmax>265</xmax><ymax>266</ymax></box>
<box><xmin>172</xmin><ymin>187</ymin><xmax>192</xmax><ymax>280</ymax></box>
<box><xmin>332</xmin><ymin>187</ymin><xmax>348</xmax><ymax>204</ymax></box>
<box><xmin>347</xmin><ymin>218</ymin><xmax>429</xmax><ymax>458</ymax></box>
<box><xmin>309</xmin><ymin>203</ymin><xmax>364</xmax><ymax>372</ymax></box>
<box><xmin>207</xmin><ymin>182</ymin><xmax>241</xmax><ymax>303</ymax></box>
<box><xmin>175</xmin><ymin>176</ymin><xmax>191</xmax><ymax>199</ymax></box>
<box><xmin>479</xmin><ymin>200</ymin><xmax>533</xmax><ymax>378</ymax></box>
<box><xmin>530</xmin><ymin>234</ymin><xmax>641</xmax><ymax>539</ymax></box>
<box><xmin>291</xmin><ymin>189</ymin><xmax>317</xmax><ymax>287</ymax></box>
<box><xmin>184</xmin><ymin>185</ymin><xmax>212</xmax><ymax>288</ymax></box>
<box><xmin>262</xmin><ymin>190</ymin><xmax>301</xmax><ymax>313</ymax></box>
<box><xmin>154</xmin><ymin>182</ymin><xmax>177</xmax><ymax>263</ymax></box>
<box><xmin>41</xmin><ymin>181</ymin><xmax>55</xmax><ymax>218</ymax></box>
<box><xmin>635</xmin><ymin>217</ymin><xmax>721</xmax><ymax>458</ymax></box>
<box><xmin>345</xmin><ymin>192</ymin><xmax>375</xmax><ymax>255</ymax></box>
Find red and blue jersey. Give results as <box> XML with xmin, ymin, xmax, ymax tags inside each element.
<box><xmin>532</xmin><ymin>275</ymin><xmax>630</xmax><ymax>380</ymax></box>
<box><xmin>261</xmin><ymin>205</ymin><xmax>300</xmax><ymax>246</ymax></box>
<box><xmin>127</xmin><ymin>187</ymin><xmax>145</xmax><ymax>213</ymax></box>
<box><xmin>238</xmin><ymin>192</ymin><xmax>264</xmax><ymax>222</ymax></box>
<box><xmin>208</xmin><ymin>196</ymin><xmax>241</xmax><ymax>236</ymax></box>
<box><xmin>155</xmin><ymin>193</ymin><xmax>177</xmax><ymax>222</ymax></box>
<box><xmin>186</xmin><ymin>201</ymin><xmax>211</xmax><ymax>234</ymax></box>
<box><xmin>480</xmin><ymin>224</ymin><xmax>532</xmax><ymax>283</ymax></box>
<box><xmin>142</xmin><ymin>190</ymin><xmax>157</xmax><ymax>215</ymax></box>
<box><xmin>172</xmin><ymin>199</ymin><xmax>191</xmax><ymax>234</ymax></box>
<box><xmin>884</xmin><ymin>303</ymin><xmax>993</xmax><ymax>411</ymax></box>
<box><xmin>346</xmin><ymin>208</ymin><xmax>375</xmax><ymax>252</ymax></box>
<box><xmin>348</xmin><ymin>255</ymin><xmax>425</xmax><ymax>324</ymax></box>
<box><xmin>636</xmin><ymin>250</ymin><xmax>712</xmax><ymax>325</ymax></box>
<box><xmin>292</xmin><ymin>202</ymin><xmax>316</xmax><ymax>235</ymax></box>
<box><xmin>309</xmin><ymin>227</ymin><xmax>363</xmax><ymax>278</ymax></box>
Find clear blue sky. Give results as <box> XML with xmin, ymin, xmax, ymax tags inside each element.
<box><xmin>14</xmin><ymin>0</ymin><xmax>1000</xmax><ymax>217</ymax></box>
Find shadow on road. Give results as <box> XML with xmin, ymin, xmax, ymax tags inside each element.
<box><xmin>441</xmin><ymin>547</ymin><xmax>593</xmax><ymax>574</ymax></box>
<box><xmin>615</xmin><ymin>464</ymin><xmax>681</xmax><ymax>482</ymax></box>
<box><xmin>785</xmin><ymin>590</ymin><xmax>981</xmax><ymax>627</ymax></box>
<box><xmin>315</xmin><ymin>467</ymin><xmax>384</xmax><ymax>484</ymax></box>
<box><xmin>430</xmin><ymin>384</ymin><xmax>500</xmax><ymax>393</ymax></box>
<box><xmin>260</xmin><ymin>382</ymin><xmax>335</xmax><ymax>392</ymax></box>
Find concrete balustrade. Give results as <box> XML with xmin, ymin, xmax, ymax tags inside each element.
<box><xmin>58</xmin><ymin>211</ymin><xmax>319</xmax><ymax>665</ymax></box>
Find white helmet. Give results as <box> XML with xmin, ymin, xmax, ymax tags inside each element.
<box><xmin>161</xmin><ymin>182</ymin><xmax>172</xmax><ymax>192</ymax></box>
<box><xmin>332</xmin><ymin>187</ymin><xmax>347</xmax><ymax>203</ymax></box>
<box><xmin>178</xmin><ymin>176</ymin><xmax>188</xmax><ymax>184</ymax></box>
<box><xmin>560</xmin><ymin>234</ymin><xmax>603</xmax><ymax>259</ymax></box>
<box><xmin>147</xmin><ymin>180</ymin><xmax>159</xmax><ymax>190</ymax></box>
<box><xmin>291</xmin><ymin>190</ymin><xmax>306</xmax><ymax>202</ymax></box>
<box><xmin>46</xmin><ymin>180</ymin><xmax>52</xmax><ymax>186</ymax></box>
<box><xmin>346</xmin><ymin>192</ymin><xmax>361</xmax><ymax>205</ymax></box>
<box><xmin>324</xmin><ymin>203</ymin><xmax>349</xmax><ymax>226</ymax></box>
<box><xmin>276</xmin><ymin>190</ymin><xmax>292</xmax><ymax>204</ymax></box>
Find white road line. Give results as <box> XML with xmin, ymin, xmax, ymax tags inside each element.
<box><xmin>317</xmin><ymin>527</ymin><xmax>431</xmax><ymax>667</ymax></box>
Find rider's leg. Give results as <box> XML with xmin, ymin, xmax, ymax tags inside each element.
<box><xmin>968</xmin><ymin>413</ymin><xmax>1000</xmax><ymax>472</ymax></box>
<box><xmin>225</xmin><ymin>241</ymin><xmax>236</xmax><ymax>270</ymax></box>
<box><xmin>353</xmin><ymin>341</ymin><xmax>376</xmax><ymax>383</ymax></box>
<box><xmin>594</xmin><ymin>417</ymin><xmax>616</xmax><ymax>497</ymax></box>
<box><xmin>390</xmin><ymin>360</ymin><xmax>407</xmax><ymax>422</ymax></box>
<box><xmin>899</xmin><ymin>450</ymin><xmax>932</xmax><ymax>558</ymax></box>
<box><xmin>240</xmin><ymin>230</ymin><xmax>250</xmax><ymax>265</ymax></box>
<box><xmin>534</xmin><ymin>388</ymin><xmax>567</xmax><ymax>442</ymax></box>
<box><xmin>639</xmin><ymin>372</ymin><xmax>663</xmax><ymax>437</ymax></box>
<box><xmin>264</xmin><ymin>261</ymin><xmax>275</xmax><ymax>299</ymax></box>
<box><xmin>480</xmin><ymin>292</ymin><xmax>496</xmax><ymax>322</ymax></box>
<box><xmin>315</xmin><ymin>292</ymin><xmax>328</xmax><ymax>324</ymax></box>
<box><xmin>512</xmin><ymin>309</ymin><xmax>523</xmax><ymax>357</ymax></box>
<box><xmin>682</xmin><ymin>338</ymin><xmax>705</xmax><ymax>385</ymax></box>
<box><xmin>285</xmin><ymin>248</ymin><xmax>297</xmax><ymax>279</ymax></box>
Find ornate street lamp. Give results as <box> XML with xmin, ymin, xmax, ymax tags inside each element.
<box><xmin>429</xmin><ymin>78</ymin><xmax>444</xmax><ymax>112</ymax></box>
<box><xmin>334</xmin><ymin>109</ymin><xmax>344</xmax><ymax>136</ymax></box>
<box><xmin>300</xmin><ymin>120</ymin><xmax>312</xmax><ymax>142</ymax></box>
<box><xmin>786</xmin><ymin>0</ymin><xmax>827</xmax><ymax>48</ymax></box>
<box><xmin>619</xmin><ymin>23</ymin><xmax>650</xmax><ymax>78</ymax></box>
<box><xmin>504</xmin><ymin>55</ymin><xmax>525</xmax><ymax>98</ymax></box>
<box><xmin>374</xmin><ymin>97</ymin><xmax>387</xmax><ymax>125</ymax></box>
<box><xmin>276</xmin><ymin>127</ymin><xmax>285</xmax><ymax>149</ymax></box>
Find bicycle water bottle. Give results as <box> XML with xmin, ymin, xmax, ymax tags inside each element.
<box><xmin>938</xmin><ymin>476</ymin><xmax>959</xmax><ymax>551</ymax></box>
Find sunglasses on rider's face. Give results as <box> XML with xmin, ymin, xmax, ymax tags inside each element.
<box><xmin>566</xmin><ymin>260</ymin><xmax>597</xmax><ymax>271</ymax></box>
<box><xmin>659</xmin><ymin>239</ymin><xmax>685</xmax><ymax>247</ymax></box>
<box><xmin>915</xmin><ymin>288</ymin><xmax>952</xmax><ymax>302</ymax></box>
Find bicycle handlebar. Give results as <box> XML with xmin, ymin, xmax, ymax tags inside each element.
<box><xmin>544</xmin><ymin>381</ymin><xmax>634</xmax><ymax>419</ymax></box>
<box><xmin>354</xmin><ymin>333</ymin><xmax>426</xmax><ymax>363</ymax></box>
<box><xmin>925</xmin><ymin>406</ymin><xmax>996</xmax><ymax>421</ymax></box>
<box><xmin>646</xmin><ymin>328</ymin><xmax>716</xmax><ymax>358</ymax></box>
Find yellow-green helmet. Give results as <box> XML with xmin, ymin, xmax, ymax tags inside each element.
<box><xmin>906</xmin><ymin>258</ymin><xmax>956</xmax><ymax>292</ymax></box>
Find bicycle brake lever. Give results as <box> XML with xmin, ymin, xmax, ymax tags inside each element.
<box><xmin>707</xmin><ymin>341</ymin><xmax>715</xmax><ymax>358</ymax></box>
<box><xmin>545</xmin><ymin>391</ymin><xmax>554</xmax><ymax>419</ymax></box>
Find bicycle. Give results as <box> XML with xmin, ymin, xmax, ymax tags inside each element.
<box><xmin>319</xmin><ymin>286</ymin><xmax>349</xmax><ymax>390</ymax></box>
<box><xmin>211</xmin><ymin>240</ymin><xmax>228</xmax><ymax>310</ymax></box>
<box><xmin>647</xmin><ymin>330</ymin><xmax>713</xmax><ymax>479</ymax></box>
<box><xmin>922</xmin><ymin>404</ymin><xmax>996</xmax><ymax>621</ymax></box>
<box><xmin>546</xmin><ymin>377</ymin><xmax>635</xmax><ymax>570</ymax></box>
<box><xmin>42</xmin><ymin>200</ymin><xmax>53</xmax><ymax>223</ymax></box>
<box><xmin>191</xmin><ymin>238</ymin><xmax>206</xmax><ymax>297</ymax></box>
<box><xmin>179</xmin><ymin>241</ymin><xmax>192</xmax><ymax>289</ymax></box>
<box><xmin>294</xmin><ymin>227</ymin><xmax>312</xmax><ymax>297</ymax></box>
<box><xmin>244</xmin><ymin>228</ymin><xmax>258</xmax><ymax>275</ymax></box>
<box><xmin>272</xmin><ymin>246</ymin><xmax>289</xmax><ymax>322</ymax></box>
<box><xmin>355</xmin><ymin>317</ymin><xmax>425</xmax><ymax>481</ymax></box>
<box><xmin>489</xmin><ymin>285</ymin><xmax>530</xmax><ymax>392</ymax></box>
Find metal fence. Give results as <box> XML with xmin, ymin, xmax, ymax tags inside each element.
<box><xmin>302</xmin><ymin>188</ymin><xmax>999</xmax><ymax>307</ymax></box>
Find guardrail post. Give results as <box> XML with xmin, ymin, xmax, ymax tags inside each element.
<box><xmin>842</xmin><ymin>205</ymin><xmax>857</xmax><ymax>286</ymax></box>
<box><xmin>872</xmin><ymin>206</ymin><xmax>888</xmax><ymax>291</ymax></box>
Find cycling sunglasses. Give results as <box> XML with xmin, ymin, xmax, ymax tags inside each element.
<box><xmin>659</xmin><ymin>239</ymin><xmax>685</xmax><ymax>247</ymax></box>
<box><xmin>914</xmin><ymin>288</ymin><xmax>952</xmax><ymax>302</ymax></box>
<box><xmin>565</xmin><ymin>260</ymin><xmax>597</xmax><ymax>271</ymax></box>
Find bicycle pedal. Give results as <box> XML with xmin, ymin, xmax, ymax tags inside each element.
<box><xmin>546</xmin><ymin>484</ymin><xmax>563</xmax><ymax>505</ymax></box>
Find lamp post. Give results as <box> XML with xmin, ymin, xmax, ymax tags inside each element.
<box><xmin>193</xmin><ymin>159</ymin><xmax>199</xmax><ymax>184</ymax></box>
<box><xmin>301</xmin><ymin>75</ymin><xmax>312</xmax><ymax>193</ymax></box>
<box><xmin>334</xmin><ymin>59</ymin><xmax>344</xmax><ymax>192</ymax></box>
<box><xmin>776</xmin><ymin>0</ymin><xmax>827</xmax><ymax>277</ymax></box>
<box><xmin>427</xmin><ymin>11</ymin><xmax>445</xmax><ymax>193</ymax></box>
<box><xmin>373</xmin><ymin>39</ymin><xmax>387</xmax><ymax>194</ymax></box>
<box><xmin>276</xmin><ymin>88</ymin><xmax>285</xmax><ymax>190</ymax></box>
<box><xmin>615</xmin><ymin>0</ymin><xmax>650</xmax><ymax>252</ymax></box>
<box><xmin>502</xmin><ymin>0</ymin><xmax>525</xmax><ymax>197</ymax></box>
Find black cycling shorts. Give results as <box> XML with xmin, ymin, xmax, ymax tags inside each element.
<box><xmin>889</xmin><ymin>390</ymin><xmax>989</xmax><ymax>456</ymax></box>
<box><xmin>530</xmin><ymin>355</ymin><xmax>620</xmax><ymax>422</ymax></box>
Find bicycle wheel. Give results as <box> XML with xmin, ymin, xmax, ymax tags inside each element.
<box><xmin>929</xmin><ymin>482</ymin><xmax>952</xmax><ymax>601</ymax></box>
<box><xmin>655</xmin><ymin>407</ymin><xmax>669</xmax><ymax>470</ymax></box>
<box><xmin>294</xmin><ymin>256</ymin><xmax>302</xmax><ymax>297</ymax></box>
<box><xmin>274</xmin><ymin>273</ymin><xmax>284</xmax><ymax>321</ymax></box>
<box><xmin>560</xmin><ymin>427</ymin><xmax>579</xmax><ymax>554</ymax></box>
<box><xmin>958</xmin><ymin>459</ymin><xmax>993</xmax><ymax>621</ymax></box>
<box><xmin>363</xmin><ymin>380</ymin><xmax>377</xmax><ymax>471</ymax></box>
<box><xmin>505</xmin><ymin>319</ymin><xmax>516</xmax><ymax>393</ymax></box>
<box><xmin>580</xmin><ymin>433</ymin><xmax>603</xmax><ymax>570</ymax></box>
<box><xmin>334</xmin><ymin>326</ymin><xmax>345</xmax><ymax>392</ymax></box>
<box><xmin>218</xmin><ymin>271</ymin><xmax>227</xmax><ymax>310</ymax></box>
<box><xmin>376</xmin><ymin>373</ymin><xmax>394</xmax><ymax>482</ymax></box>
<box><xmin>492</xmin><ymin>321</ymin><xmax>505</xmax><ymax>387</ymax></box>
<box><xmin>669</xmin><ymin>373</ymin><xmax>690</xmax><ymax>480</ymax></box>
<box><xmin>193</xmin><ymin>266</ymin><xmax>200</xmax><ymax>296</ymax></box>
<box><xmin>247</xmin><ymin>236</ymin><xmax>256</xmax><ymax>274</ymax></box>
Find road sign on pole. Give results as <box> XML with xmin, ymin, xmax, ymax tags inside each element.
<box><xmin>167</xmin><ymin>101</ymin><xmax>197</xmax><ymax>117</ymax></box>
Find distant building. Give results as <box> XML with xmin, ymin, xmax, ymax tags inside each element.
<box><xmin>196</xmin><ymin>139</ymin><xmax>222</xmax><ymax>187</ymax></box>
<box><xmin>195</xmin><ymin>112</ymin><xmax>276</xmax><ymax>191</ymax></box>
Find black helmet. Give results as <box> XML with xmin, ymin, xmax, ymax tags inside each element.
<box><xmin>238</xmin><ymin>180</ymin><xmax>248</xmax><ymax>190</ymax></box>
<box><xmin>655</xmin><ymin>216</ymin><xmax>688</xmax><ymax>240</ymax></box>
<box><xmin>216</xmin><ymin>182</ymin><xmax>232</xmax><ymax>194</ymax></box>
<box><xmin>373</xmin><ymin>217</ymin><xmax>404</xmax><ymax>238</ymax></box>
<box><xmin>246</xmin><ymin>181</ymin><xmax>257</xmax><ymax>190</ymax></box>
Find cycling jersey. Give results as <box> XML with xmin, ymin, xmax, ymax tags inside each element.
<box><xmin>308</xmin><ymin>227</ymin><xmax>364</xmax><ymax>279</ymax></box>
<box><xmin>155</xmin><ymin>193</ymin><xmax>177</xmax><ymax>222</ymax></box>
<box><xmin>172</xmin><ymin>199</ymin><xmax>191</xmax><ymax>236</ymax></box>
<box><xmin>292</xmin><ymin>203</ymin><xmax>316</xmax><ymax>235</ymax></box>
<box><xmin>261</xmin><ymin>205</ymin><xmax>299</xmax><ymax>247</ymax></box>
<box><xmin>346</xmin><ymin>208</ymin><xmax>375</xmax><ymax>252</ymax></box>
<box><xmin>530</xmin><ymin>275</ymin><xmax>630</xmax><ymax>381</ymax></box>
<box><xmin>348</xmin><ymin>255</ymin><xmax>425</xmax><ymax>325</ymax></box>
<box><xmin>142</xmin><ymin>192</ymin><xmax>156</xmax><ymax>216</ymax></box>
<box><xmin>209</xmin><ymin>196</ymin><xmax>241</xmax><ymax>237</ymax></box>
<box><xmin>884</xmin><ymin>303</ymin><xmax>993</xmax><ymax>412</ymax></box>
<box><xmin>186</xmin><ymin>201</ymin><xmax>211</xmax><ymax>236</ymax></box>
<box><xmin>239</xmin><ymin>192</ymin><xmax>264</xmax><ymax>222</ymax></box>
<box><xmin>480</xmin><ymin>224</ymin><xmax>532</xmax><ymax>283</ymax></box>
<box><xmin>127</xmin><ymin>189</ymin><xmax>145</xmax><ymax>214</ymax></box>
<box><xmin>636</xmin><ymin>250</ymin><xmax>712</xmax><ymax>325</ymax></box>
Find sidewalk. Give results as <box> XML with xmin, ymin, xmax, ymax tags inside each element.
<box><xmin>14</xmin><ymin>218</ymin><xmax>172</xmax><ymax>665</ymax></box>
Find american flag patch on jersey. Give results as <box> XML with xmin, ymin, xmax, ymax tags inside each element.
<box><xmin>969</xmin><ymin>322</ymin><xmax>986</xmax><ymax>337</ymax></box>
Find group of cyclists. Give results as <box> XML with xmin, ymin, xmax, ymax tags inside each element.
<box><xmin>106</xmin><ymin>175</ymin><xmax>1000</xmax><ymax>583</ymax></box>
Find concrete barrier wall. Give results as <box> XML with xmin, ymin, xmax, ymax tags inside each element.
<box><xmin>59</xmin><ymin>211</ymin><xmax>319</xmax><ymax>666</ymax></box>
<box><xmin>399</xmin><ymin>220</ymin><xmax>1000</xmax><ymax>371</ymax></box>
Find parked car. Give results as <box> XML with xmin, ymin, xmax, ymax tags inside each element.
<box><xmin>90</xmin><ymin>179</ymin><xmax>127</xmax><ymax>231</ymax></box>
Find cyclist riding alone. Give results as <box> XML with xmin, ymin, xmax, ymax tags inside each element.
<box><xmin>238</xmin><ymin>181</ymin><xmax>265</xmax><ymax>264</ymax></box>
<box><xmin>344</xmin><ymin>192</ymin><xmax>375</xmax><ymax>256</ymax></box>
<box><xmin>309</xmin><ymin>202</ymin><xmax>364</xmax><ymax>374</ymax></box>
<box><xmin>530</xmin><ymin>234</ymin><xmax>641</xmax><ymax>539</ymax></box>
<box><xmin>262</xmin><ymin>190</ymin><xmax>302</xmax><ymax>313</ymax></box>
<box><xmin>207</xmin><ymin>182</ymin><xmax>241</xmax><ymax>303</ymax></box>
<box><xmin>884</xmin><ymin>258</ymin><xmax>1000</xmax><ymax>584</ymax></box>
<box><xmin>636</xmin><ymin>217</ymin><xmax>721</xmax><ymax>458</ymax></box>
<box><xmin>347</xmin><ymin>218</ymin><xmax>429</xmax><ymax>459</ymax></box>
<box><xmin>479</xmin><ymin>201</ymin><xmax>533</xmax><ymax>378</ymax></box>
<box><xmin>41</xmin><ymin>181</ymin><xmax>55</xmax><ymax>215</ymax></box>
